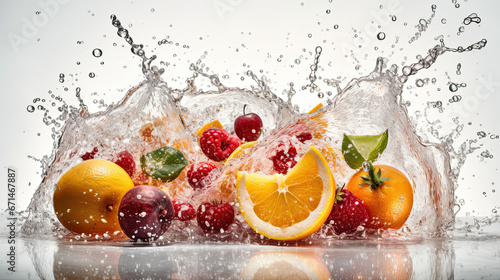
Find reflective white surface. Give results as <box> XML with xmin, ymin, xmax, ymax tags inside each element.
<box><xmin>1</xmin><ymin>236</ymin><xmax>499</xmax><ymax>279</ymax></box>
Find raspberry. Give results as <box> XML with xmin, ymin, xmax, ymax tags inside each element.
<box><xmin>187</xmin><ymin>162</ymin><xmax>218</xmax><ymax>189</ymax></box>
<box><xmin>81</xmin><ymin>147</ymin><xmax>98</xmax><ymax>161</ymax></box>
<box><xmin>325</xmin><ymin>189</ymin><xmax>369</xmax><ymax>234</ymax></box>
<box><xmin>271</xmin><ymin>143</ymin><xmax>297</xmax><ymax>174</ymax></box>
<box><xmin>197</xmin><ymin>202</ymin><xmax>235</xmax><ymax>233</ymax></box>
<box><xmin>114</xmin><ymin>150</ymin><xmax>135</xmax><ymax>177</ymax></box>
<box><xmin>172</xmin><ymin>201</ymin><xmax>196</xmax><ymax>221</ymax></box>
<box><xmin>200</xmin><ymin>128</ymin><xmax>241</xmax><ymax>162</ymax></box>
<box><xmin>295</xmin><ymin>132</ymin><xmax>313</xmax><ymax>143</ymax></box>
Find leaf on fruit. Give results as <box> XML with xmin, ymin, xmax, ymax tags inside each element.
<box><xmin>140</xmin><ymin>146</ymin><xmax>189</xmax><ymax>182</ymax></box>
<box><xmin>342</xmin><ymin>129</ymin><xmax>388</xmax><ymax>169</ymax></box>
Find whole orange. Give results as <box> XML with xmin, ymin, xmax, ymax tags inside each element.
<box><xmin>54</xmin><ymin>159</ymin><xmax>135</xmax><ymax>235</ymax></box>
<box><xmin>346</xmin><ymin>164</ymin><xmax>413</xmax><ymax>230</ymax></box>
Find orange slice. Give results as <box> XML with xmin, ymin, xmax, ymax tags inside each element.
<box><xmin>224</xmin><ymin>141</ymin><xmax>257</xmax><ymax>165</ymax></box>
<box><xmin>237</xmin><ymin>146</ymin><xmax>335</xmax><ymax>241</ymax></box>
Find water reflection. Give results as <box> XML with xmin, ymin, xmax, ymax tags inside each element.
<box><xmin>21</xmin><ymin>238</ymin><xmax>460</xmax><ymax>279</ymax></box>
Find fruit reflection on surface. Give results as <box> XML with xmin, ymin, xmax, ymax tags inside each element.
<box><xmin>53</xmin><ymin>159</ymin><xmax>135</xmax><ymax>235</ymax></box>
<box><xmin>118</xmin><ymin>185</ymin><xmax>175</xmax><ymax>241</ymax></box>
<box><xmin>237</xmin><ymin>146</ymin><xmax>335</xmax><ymax>241</ymax></box>
<box><xmin>325</xmin><ymin>245</ymin><xmax>413</xmax><ymax>279</ymax></box>
<box><xmin>346</xmin><ymin>162</ymin><xmax>413</xmax><ymax>230</ymax></box>
<box><xmin>241</xmin><ymin>251</ymin><xmax>331</xmax><ymax>280</ymax></box>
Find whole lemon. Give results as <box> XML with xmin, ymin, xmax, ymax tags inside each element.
<box><xmin>54</xmin><ymin>159</ymin><xmax>135</xmax><ymax>235</ymax></box>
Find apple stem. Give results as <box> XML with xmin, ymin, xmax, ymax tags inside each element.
<box><xmin>106</xmin><ymin>205</ymin><xmax>113</xmax><ymax>212</ymax></box>
<box><xmin>243</xmin><ymin>104</ymin><xmax>247</xmax><ymax>115</ymax></box>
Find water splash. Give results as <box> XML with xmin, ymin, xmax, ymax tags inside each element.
<box><xmin>17</xmin><ymin>8</ymin><xmax>496</xmax><ymax>243</ymax></box>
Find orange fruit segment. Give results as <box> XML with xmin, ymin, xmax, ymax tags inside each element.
<box><xmin>195</xmin><ymin>120</ymin><xmax>223</xmax><ymax>142</ymax></box>
<box><xmin>237</xmin><ymin>146</ymin><xmax>335</xmax><ymax>241</ymax></box>
<box><xmin>224</xmin><ymin>141</ymin><xmax>257</xmax><ymax>165</ymax></box>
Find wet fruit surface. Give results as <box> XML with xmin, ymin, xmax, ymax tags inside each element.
<box><xmin>196</xmin><ymin>202</ymin><xmax>235</xmax><ymax>233</ymax></box>
<box><xmin>346</xmin><ymin>164</ymin><xmax>413</xmax><ymax>230</ymax></box>
<box><xmin>54</xmin><ymin>159</ymin><xmax>135</xmax><ymax>235</ymax></box>
<box><xmin>118</xmin><ymin>185</ymin><xmax>175</xmax><ymax>241</ymax></box>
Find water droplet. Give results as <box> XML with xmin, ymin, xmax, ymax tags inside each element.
<box><xmin>334</xmin><ymin>24</ymin><xmax>339</xmax><ymax>29</ymax></box>
<box><xmin>391</xmin><ymin>15</ymin><xmax>397</xmax><ymax>21</ymax></box>
<box><xmin>326</xmin><ymin>9</ymin><xmax>331</xmax><ymax>14</ymax></box>
<box><xmin>377</xmin><ymin>32</ymin><xmax>386</xmax><ymax>40</ymax></box>
<box><xmin>318</xmin><ymin>92</ymin><xmax>324</xmax><ymax>99</ymax></box>
<box><xmin>449</xmin><ymin>83</ymin><xmax>458</xmax><ymax>92</ymax></box>
<box><xmin>294</xmin><ymin>59</ymin><xmax>301</xmax><ymax>64</ymax></box>
<box><xmin>308</xmin><ymin>33</ymin><xmax>312</xmax><ymax>38</ymax></box>
<box><xmin>477</xmin><ymin>131</ymin><xmax>487</xmax><ymax>138</ymax></box>
<box><xmin>35</xmin><ymin>11</ymin><xmax>41</xmax><ymax>15</ymax></box>
<box><xmin>441</xmin><ymin>18</ymin><xmax>447</xmax><ymax>24</ymax></box>
<box><xmin>89</xmin><ymin>72</ymin><xmax>95</xmax><ymax>78</ymax></box>
<box><xmin>451</xmin><ymin>95</ymin><xmax>462</xmax><ymax>102</ymax></box>
<box><xmin>151</xmin><ymin>8</ymin><xmax>155</xmax><ymax>12</ymax></box>
<box><xmin>415</xmin><ymin>79</ymin><xmax>425</xmax><ymax>87</ymax></box>
<box><xmin>76</xmin><ymin>61</ymin><xmax>81</xmax><ymax>65</ymax></box>
<box><xmin>92</xmin><ymin>48</ymin><xmax>103</xmax><ymax>58</ymax></box>
<box><xmin>27</xmin><ymin>105</ymin><xmax>35</xmax><ymax>113</ymax></box>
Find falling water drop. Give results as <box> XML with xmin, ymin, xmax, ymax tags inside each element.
<box><xmin>27</xmin><ymin>105</ymin><xmax>35</xmax><ymax>113</ymax></box>
<box><xmin>377</xmin><ymin>32</ymin><xmax>386</xmax><ymax>40</ymax></box>
<box><xmin>92</xmin><ymin>48</ymin><xmax>103</xmax><ymax>58</ymax></box>
<box><xmin>89</xmin><ymin>72</ymin><xmax>96</xmax><ymax>78</ymax></box>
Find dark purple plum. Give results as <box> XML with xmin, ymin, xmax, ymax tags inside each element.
<box><xmin>118</xmin><ymin>185</ymin><xmax>175</xmax><ymax>241</ymax></box>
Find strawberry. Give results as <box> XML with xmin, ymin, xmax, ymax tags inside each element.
<box><xmin>326</xmin><ymin>188</ymin><xmax>369</xmax><ymax>234</ymax></box>
<box><xmin>271</xmin><ymin>142</ymin><xmax>297</xmax><ymax>174</ymax></box>
<box><xmin>81</xmin><ymin>147</ymin><xmax>98</xmax><ymax>160</ymax></box>
<box><xmin>200</xmin><ymin>128</ymin><xmax>241</xmax><ymax>162</ymax></box>
<box><xmin>187</xmin><ymin>162</ymin><xmax>217</xmax><ymax>189</ymax></box>
<box><xmin>172</xmin><ymin>201</ymin><xmax>196</xmax><ymax>221</ymax></box>
<box><xmin>114</xmin><ymin>150</ymin><xmax>135</xmax><ymax>177</ymax></box>
<box><xmin>197</xmin><ymin>202</ymin><xmax>235</xmax><ymax>233</ymax></box>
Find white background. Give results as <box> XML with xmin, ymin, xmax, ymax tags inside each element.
<box><xmin>0</xmin><ymin>0</ymin><xmax>499</xmax><ymax>221</ymax></box>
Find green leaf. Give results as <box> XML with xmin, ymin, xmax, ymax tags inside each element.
<box><xmin>342</xmin><ymin>129</ymin><xmax>388</xmax><ymax>169</ymax></box>
<box><xmin>140</xmin><ymin>146</ymin><xmax>189</xmax><ymax>182</ymax></box>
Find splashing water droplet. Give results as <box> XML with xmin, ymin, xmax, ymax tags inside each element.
<box><xmin>463</xmin><ymin>13</ymin><xmax>481</xmax><ymax>25</ymax></box>
<box><xmin>27</xmin><ymin>105</ymin><xmax>35</xmax><ymax>113</ymax></box>
<box><xmin>89</xmin><ymin>72</ymin><xmax>95</xmax><ymax>78</ymax></box>
<box><xmin>377</xmin><ymin>32</ymin><xmax>386</xmax><ymax>40</ymax></box>
<box><xmin>449</xmin><ymin>83</ymin><xmax>458</xmax><ymax>92</ymax></box>
<box><xmin>92</xmin><ymin>48</ymin><xmax>103</xmax><ymax>58</ymax></box>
